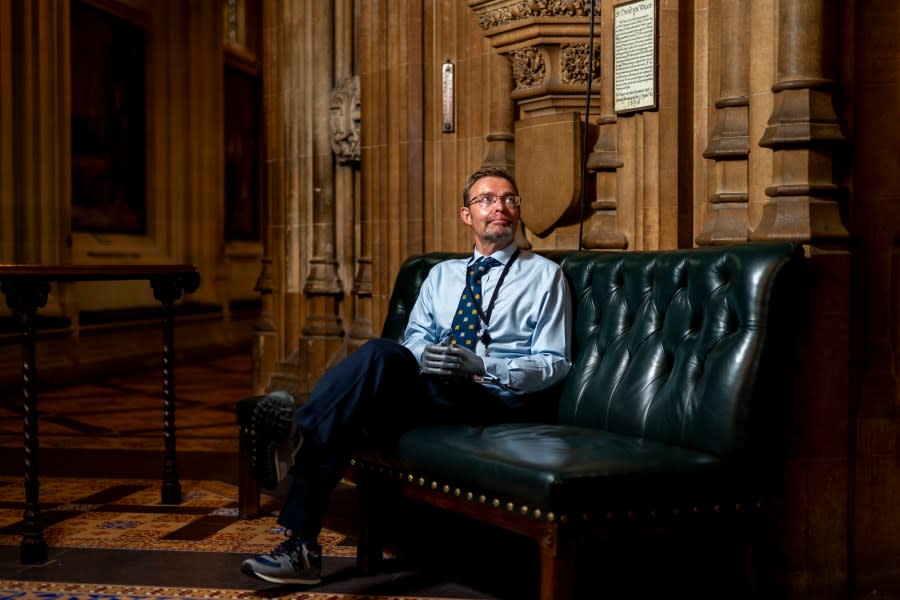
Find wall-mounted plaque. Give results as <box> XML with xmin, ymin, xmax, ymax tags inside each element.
<box><xmin>613</xmin><ymin>0</ymin><xmax>658</xmax><ymax>114</ymax></box>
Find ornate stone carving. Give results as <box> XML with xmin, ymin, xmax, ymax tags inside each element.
<box><xmin>475</xmin><ymin>0</ymin><xmax>594</xmax><ymax>30</ymax></box>
<box><xmin>329</xmin><ymin>75</ymin><xmax>361</xmax><ymax>164</ymax></box>
<box><xmin>511</xmin><ymin>47</ymin><xmax>546</xmax><ymax>90</ymax></box>
<box><xmin>560</xmin><ymin>43</ymin><xmax>600</xmax><ymax>85</ymax></box>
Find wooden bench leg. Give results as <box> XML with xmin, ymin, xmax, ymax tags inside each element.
<box><xmin>238</xmin><ymin>434</ymin><xmax>260</xmax><ymax>519</ymax></box>
<box><xmin>355</xmin><ymin>472</ymin><xmax>386</xmax><ymax>574</ymax></box>
<box><xmin>539</xmin><ymin>526</ymin><xmax>576</xmax><ymax>600</ymax></box>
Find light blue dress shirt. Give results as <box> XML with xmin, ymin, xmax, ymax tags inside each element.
<box><xmin>402</xmin><ymin>244</ymin><xmax>572</xmax><ymax>397</ymax></box>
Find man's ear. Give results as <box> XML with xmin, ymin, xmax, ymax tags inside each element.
<box><xmin>459</xmin><ymin>205</ymin><xmax>473</xmax><ymax>226</ymax></box>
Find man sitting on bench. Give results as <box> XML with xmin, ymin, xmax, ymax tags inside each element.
<box><xmin>237</xmin><ymin>165</ymin><xmax>572</xmax><ymax>585</ymax></box>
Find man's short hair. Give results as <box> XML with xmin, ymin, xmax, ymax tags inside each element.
<box><xmin>462</xmin><ymin>166</ymin><xmax>519</xmax><ymax>207</ymax></box>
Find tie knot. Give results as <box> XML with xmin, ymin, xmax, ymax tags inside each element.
<box><xmin>474</xmin><ymin>256</ymin><xmax>501</xmax><ymax>272</ymax></box>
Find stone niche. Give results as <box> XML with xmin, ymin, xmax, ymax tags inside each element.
<box><xmin>470</xmin><ymin>0</ymin><xmax>601</xmax><ymax>238</ymax></box>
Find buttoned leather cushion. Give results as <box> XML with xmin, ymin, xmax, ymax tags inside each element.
<box><xmin>394</xmin><ymin>424</ymin><xmax>730</xmax><ymax>513</ymax></box>
<box><xmin>373</xmin><ymin>243</ymin><xmax>802</xmax><ymax>514</ymax></box>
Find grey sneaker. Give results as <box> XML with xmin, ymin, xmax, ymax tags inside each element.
<box><xmin>241</xmin><ymin>536</ymin><xmax>322</xmax><ymax>585</ymax></box>
<box><xmin>236</xmin><ymin>391</ymin><xmax>303</xmax><ymax>489</ymax></box>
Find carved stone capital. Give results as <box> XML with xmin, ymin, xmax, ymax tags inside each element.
<box><xmin>470</xmin><ymin>0</ymin><xmax>594</xmax><ymax>30</ymax></box>
<box><xmin>470</xmin><ymin>0</ymin><xmax>600</xmax><ymax>118</ymax></box>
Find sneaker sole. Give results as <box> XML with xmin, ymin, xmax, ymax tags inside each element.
<box><xmin>252</xmin><ymin>571</ymin><xmax>322</xmax><ymax>585</ymax></box>
<box><xmin>240</xmin><ymin>560</ymin><xmax>322</xmax><ymax>585</ymax></box>
<box><xmin>249</xmin><ymin>394</ymin><xmax>295</xmax><ymax>489</ymax></box>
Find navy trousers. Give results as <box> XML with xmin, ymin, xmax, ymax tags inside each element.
<box><xmin>276</xmin><ymin>338</ymin><xmax>557</xmax><ymax>542</ymax></box>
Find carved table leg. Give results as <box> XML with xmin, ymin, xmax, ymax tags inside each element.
<box><xmin>1</xmin><ymin>279</ymin><xmax>50</xmax><ymax>564</ymax></box>
<box><xmin>160</xmin><ymin>299</ymin><xmax>181</xmax><ymax>504</ymax></box>
<box><xmin>19</xmin><ymin>307</ymin><xmax>47</xmax><ymax>563</ymax></box>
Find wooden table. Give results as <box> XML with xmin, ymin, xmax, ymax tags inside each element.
<box><xmin>0</xmin><ymin>264</ymin><xmax>201</xmax><ymax>564</ymax></box>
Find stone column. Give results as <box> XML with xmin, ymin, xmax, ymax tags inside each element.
<box><xmin>482</xmin><ymin>53</ymin><xmax>532</xmax><ymax>247</ymax></box>
<box><xmin>696</xmin><ymin>0</ymin><xmax>751</xmax><ymax>245</ymax></box>
<box><xmin>483</xmin><ymin>53</ymin><xmax>515</xmax><ymax>173</ymax></box>
<box><xmin>331</xmin><ymin>2</ymin><xmax>368</xmax><ymax>351</ymax></box>
<box><xmin>251</xmin><ymin>0</ymin><xmax>276</xmax><ymax>393</ymax></box>
<box><xmin>749</xmin><ymin>1</ymin><xmax>851</xmax><ymax>596</ymax></box>
<box><xmin>0</xmin><ymin>0</ymin><xmax>70</xmax><ymax>319</ymax></box>
<box><xmin>582</xmin><ymin>0</ymin><xmax>627</xmax><ymax>250</ymax></box>
<box><xmin>260</xmin><ymin>0</ymin><xmax>311</xmax><ymax>396</ymax></box>
<box><xmin>0</xmin><ymin>0</ymin><xmax>13</xmax><ymax>265</ymax></box>
<box><xmin>751</xmin><ymin>0</ymin><xmax>847</xmax><ymax>243</ymax></box>
<box><xmin>300</xmin><ymin>0</ymin><xmax>345</xmax><ymax>350</ymax></box>
<box><xmin>357</xmin><ymin>0</ymin><xmax>426</xmax><ymax>326</ymax></box>
<box><xmin>262</xmin><ymin>0</ymin><xmax>346</xmax><ymax>396</ymax></box>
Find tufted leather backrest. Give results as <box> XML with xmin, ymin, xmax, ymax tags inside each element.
<box><xmin>383</xmin><ymin>243</ymin><xmax>803</xmax><ymax>459</ymax></box>
<box><xmin>381</xmin><ymin>253</ymin><xmax>464</xmax><ymax>343</ymax></box>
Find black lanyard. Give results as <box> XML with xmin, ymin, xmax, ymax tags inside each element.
<box><xmin>464</xmin><ymin>248</ymin><xmax>519</xmax><ymax>346</ymax></box>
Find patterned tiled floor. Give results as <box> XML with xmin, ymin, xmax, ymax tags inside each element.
<box><xmin>0</xmin><ymin>476</ymin><xmax>358</xmax><ymax>557</ymax></box>
<box><xmin>0</xmin><ymin>353</ymin><xmax>249</xmax><ymax>453</ymax></box>
<box><xmin>0</xmin><ymin>581</ymin><xmax>441</xmax><ymax>600</ymax></box>
<box><xmin>0</xmin><ymin>354</ymin><xmax>516</xmax><ymax>600</ymax></box>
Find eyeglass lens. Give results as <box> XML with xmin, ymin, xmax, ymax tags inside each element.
<box><xmin>470</xmin><ymin>194</ymin><xmax>520</xmax><ymax>207</ymax></box>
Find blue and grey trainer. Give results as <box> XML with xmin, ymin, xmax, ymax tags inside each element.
<box><xmin>236</xmin><ymin>390</ymin><xmax>302</xmax><ymax>489</ymax></box>
<box><xmin>241</xmin><ymin>536</ymin><xmax>322</xmax><ymax>585</ymax></box>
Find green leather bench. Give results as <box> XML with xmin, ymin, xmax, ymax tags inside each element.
<box><xmin>350</xmin><ymin>242</ymin><xmax>804</xmax><ymax>599</ymax></box>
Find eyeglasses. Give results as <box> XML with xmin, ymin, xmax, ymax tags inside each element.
<box><xmin>467</xmin><ymin>194</ymin><xmax>521</xmax><ymax>209</ymax></box>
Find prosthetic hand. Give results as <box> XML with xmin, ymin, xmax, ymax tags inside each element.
<box><xmin>448</xmin><ymin>344</ymin><xmax>486</xmax><ymax>378</ymax></box>
<box><xmin>421</xmin><ymin>341</ymin><xmax>485</xmax><ymax>380</ymax></box>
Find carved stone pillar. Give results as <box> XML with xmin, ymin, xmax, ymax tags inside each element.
<box><xmin>328</xmin><ymin>74</ymin><xmax>368</xmax><ymax>350</ymax></box>
<box><xmin>0</xmin><ymin>0</ymin><xmax>70</xmax><ymax>319</ymax></box>
<box><xmin>483</xmin><ymin>53</ymin><xmax>515</xmax><ymax>172</ymax></box>
<box><xmin>748</xmin><ymin>2</ymin><xmax>851</xmax><ymax>596</ymax></box>
<box><xmin>0</xmin><ymin>0</ymin><xmax>13</xmax><ymax>265</ymax></box>
<box><xmin>582</xmin><ymin>0</ymin><xmax>627</xmax><ymax>250</ymax></box>
<box><xmin>301</xmin><ymin>2</ymin><xmax>344</xmax><ymax>381</ymax></box>
<box><xmin>256</xmin><ymin>0</ymin><xmax>287</xmax><ymax>394</ymax></box>
<box><xmin>481</xmin><ymin>53</ymin><xmax>530</xmax><ymax>248</ymax></box>
<box><xmin>696</xmin><ymin>0</ymin><xmax>751</xmax><ymax>246</ymax></box>
<box><xmin>469</xmin><ymin>0</ymin><xmax>601</xmax><ymax>240</ymax></box>
<box><xmin>262</xmin><ymin>0</ymin><xmax>344</xmax><ymax>397</ymax></box>
<box><xmin>751</xmin><ymin>0</ymin><xmax>848</xmax><ymax>244</ymax></box>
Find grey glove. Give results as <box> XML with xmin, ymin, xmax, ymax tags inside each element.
<box><xmin>421</xmin><ymin>343</ymin><xmax>485</xmax><ymax>379</ymax></box>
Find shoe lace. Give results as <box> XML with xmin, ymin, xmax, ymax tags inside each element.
<box><xmin>269</xmin><ymin>537</ymin><xmax>313</xmax><ymax>570</ymax></box>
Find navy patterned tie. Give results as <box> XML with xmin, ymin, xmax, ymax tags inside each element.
<box><xmin>450</xmin><ymin>256</ymin><xmax>501</xmax><ymax>349</ymax></box>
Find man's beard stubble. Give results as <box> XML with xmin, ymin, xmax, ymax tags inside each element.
<box><xmin>482</xmin><ymin>221</ymin><xmax>514</xmax><ymax>245</ymax></box>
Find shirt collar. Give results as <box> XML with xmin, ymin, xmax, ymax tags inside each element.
<box><xmin>471</xmin><ymin>244</ymin><xmax>517</xmax><ymax>266</ymax></box>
